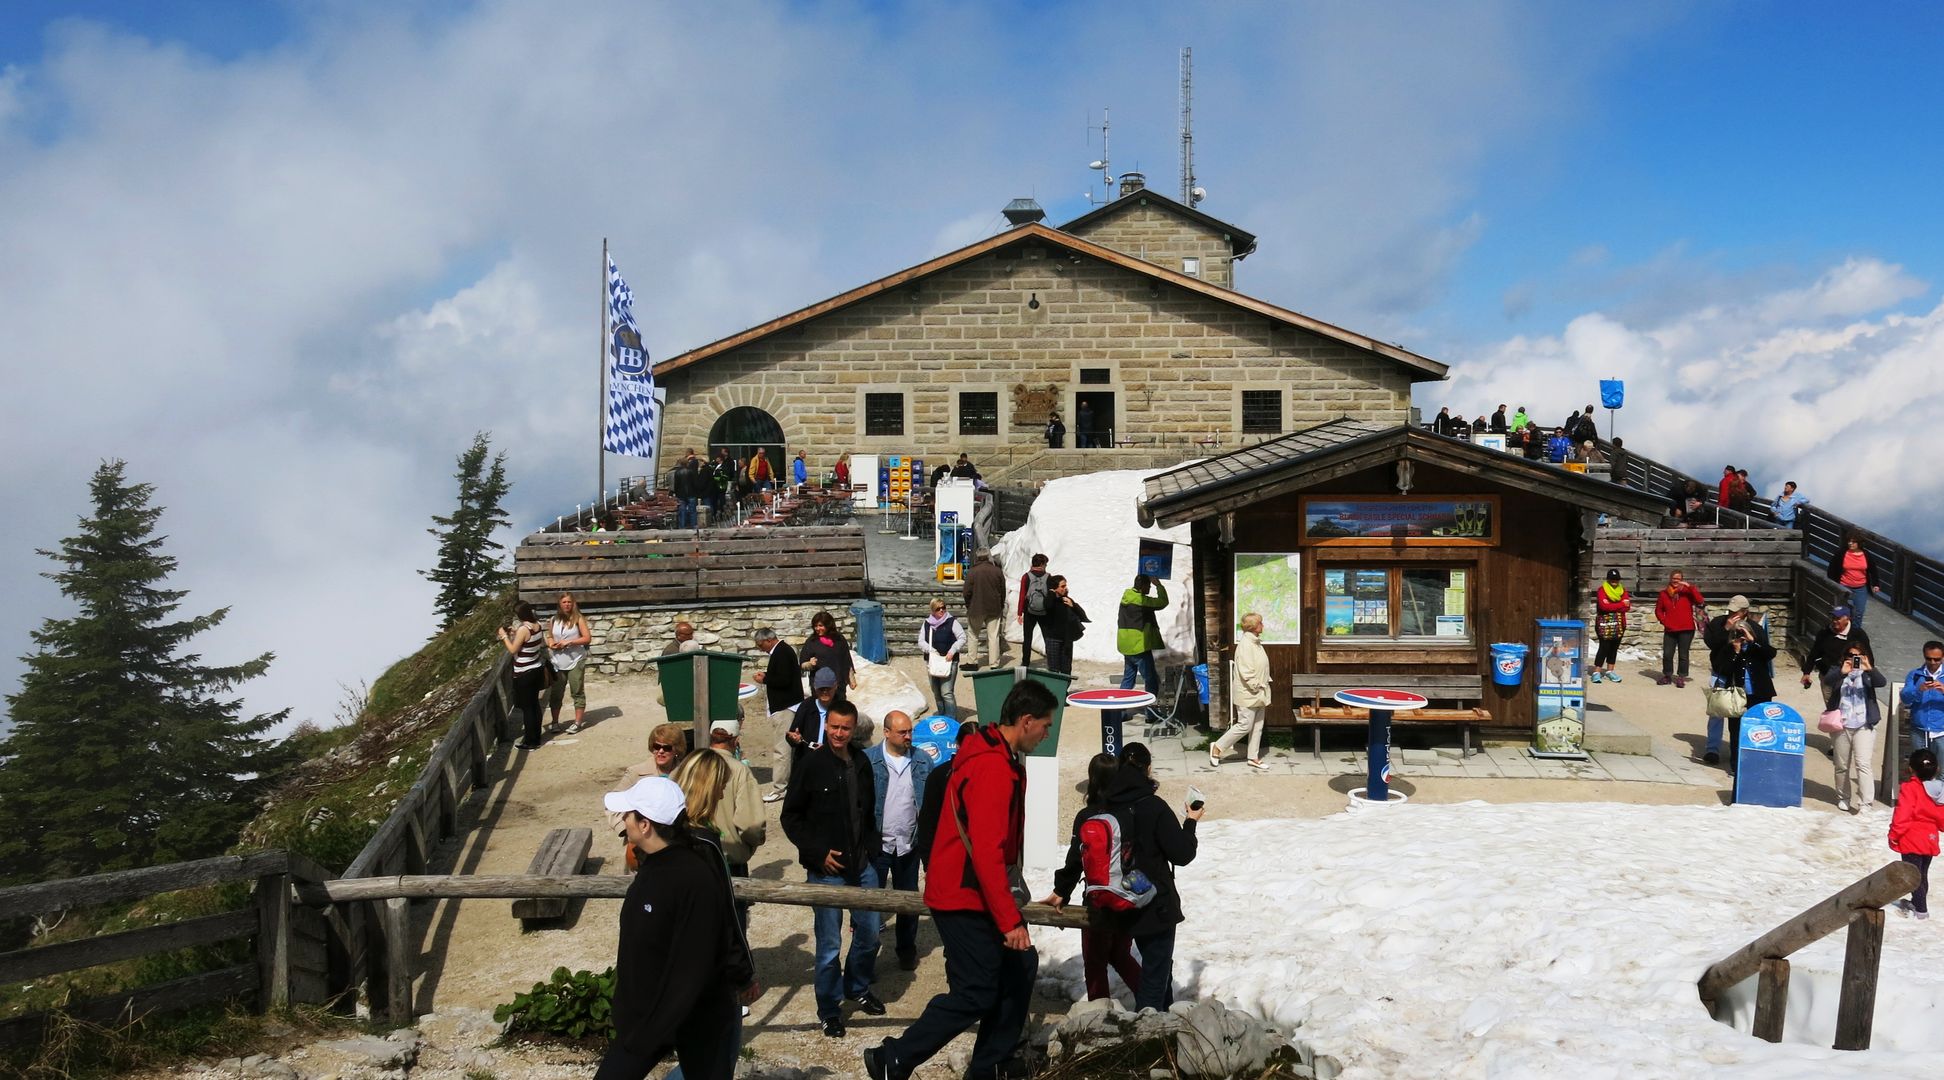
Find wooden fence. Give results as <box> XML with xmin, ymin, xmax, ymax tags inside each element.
<box><xmin>0</xmin><ymin>852</ymin><xmax>339</xmax><ymax>1048</ymax></box>
<box><xmin>515</xmin><ymin>525</ymin><xmax>868</xmax><ymax>608</ymax></box>
<box><xmin>333</xmin><ymin>653</ymin><xmax>516</xmax><ymax>1022</ymax></box>
<box><xmin>1606</xmin><ymin>440</ymin><xmax>1944</xmax><ymax>633</ymax></box>
<box><xmin>1698</xmin><ymin>860</ymin><xmax>1917</xmax><ymax>1051</ymax></box>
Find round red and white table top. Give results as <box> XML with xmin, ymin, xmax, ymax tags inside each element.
<box><xmin>1066</xmin><ymin>688</ymin><xmax>1158</xmax><ymax>711</ymax></box>
<box><xmin>738</xmin><ymin>682</ymin><xmax>760</xmax><ymax>699</ymax></box>
<box><xmin>1333</xmin><ymin>688</ymin><xmax>1430</xmax><ymax>712</ymax></box>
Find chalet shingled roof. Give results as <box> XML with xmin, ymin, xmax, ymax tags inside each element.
<box><xmin>1057</xmin><ymin>188</ymin><xmax>1258</xmax><ymax>259</ymax></box>
<box><xmin>1141</xmin><ymin>421</ymin><xmax>1671</xmax><ymax>527</ymax></box>
<box><xmin>651</xmin><ymin>223</ymin><xmax>1445</xmax><ymax>382</ymax></box>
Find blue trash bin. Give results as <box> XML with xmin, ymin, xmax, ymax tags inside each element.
<box><xmin>850</xmin><ymin>599</ymin><xmax>887</xmax><ymax>663</ymax></box>
<box><xmin>1191</xmin><ymin>663</ymin><xmax>1210</xmax><ymax>705</ymax></box>
<box><xmin>1490</xmin><ymin>643</ymin><xmax>1528</xmax><ymax>687</ymax></box>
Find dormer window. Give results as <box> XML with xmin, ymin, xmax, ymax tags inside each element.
<box><xmin>1182</xmin><ymin>256</ymin><xmax>1201</xmax><ymax>278</ymax></box>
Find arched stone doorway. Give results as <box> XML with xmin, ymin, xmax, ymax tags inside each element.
<box><xmin>708</xmin><ymin>406</ymin><xmax>786</xmax><ymax>487</ymax></box>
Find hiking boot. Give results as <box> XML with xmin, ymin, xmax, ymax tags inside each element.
<box><xmin>1704</xmin><ymin>750</ymin><xmax>1720</xmax><ymax>765</ymax></box>
<box><xmin>1675</xmin><ymin>677</ymin><xmax>1688</xmax><ymax>689</ymax></box>
<box><xmin>1655</xmin><ymin>674</ymin><xmax>1671</xmax><ymax>686</ymax></box>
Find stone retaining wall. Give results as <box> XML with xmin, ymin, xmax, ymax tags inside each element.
<box><xmin>584</xmin><ymin>603</ymin><xmax>860</xmax><ymax>676</ymax></box>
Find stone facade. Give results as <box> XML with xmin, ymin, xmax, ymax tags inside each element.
<box><xmin>658</xmin><ymin>236</ymin><xmax>1415</xmax><ymax>473</ymax></box>
<box><xmin>583</xmin><ymin>602</ymin><xmax>859</xmax><ymax>676</ymax></box>
<box><xmin>1063</xmin><ymin>199</ymin><xmax>1242</xmax><ymax>288</ymax></box>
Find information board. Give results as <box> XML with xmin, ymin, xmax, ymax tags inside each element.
<box><xmin>1533</xmin><ymin>618</ymin><xmax>1588</xmax><ymax>759</ymax></box>
<box><xmin>1734</xmin><ymin>702</ymin><xmax>1806</xmax><ymax>808</ymax></box>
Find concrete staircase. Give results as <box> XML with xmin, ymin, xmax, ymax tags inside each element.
<box><xmin>870</xmin><ymin>585</ymin><xmax>944</xmax><ymax>659</ymax></box>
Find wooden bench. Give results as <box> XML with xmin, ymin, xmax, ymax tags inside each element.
<box><xmin>511</xmin><ymin>827</ymin><xmax>592</xmax><ymax>928</ymax></box>
<box><xmin>1287</xmin><ymin>674</ymin><xmax>1491</xmax><ymax>758</ymax></box>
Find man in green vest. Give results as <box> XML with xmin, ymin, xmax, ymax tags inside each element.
<box><xmin>1117</xmin><ymin>574</ymin><xmax>1168</xmax><ymax>708</ymax></box>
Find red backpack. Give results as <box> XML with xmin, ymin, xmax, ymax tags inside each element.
<box><xmin>1078</xmin><ymin>807</ymin><xmax>1154</xmax><ymax>911</ymax></box>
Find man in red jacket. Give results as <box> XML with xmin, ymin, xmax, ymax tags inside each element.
<box><xmin>865</xmin><ymin>680</ymin><xmax>1057</xmax><ymax>1080</ymax></box>
<box><xmin>1654</xmin><ymin>570</ymin><xmax>1707</xmax><ymax>688</ymax></box>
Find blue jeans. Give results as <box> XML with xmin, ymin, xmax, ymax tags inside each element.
<box><xmin>677</xmin><ymin>498</ymin><xmax>698</xmax><ymax>528</ymax></box>
<box><xmin>1848</xmin><ymin>586</ymin><xmax>1870</xmax><ymax>628</ymax></box>
<box><xmin>1912</xmin><ymin>728</ymin><xmax>1943</xmax><ymax>755</ymax></box>
<box><xmin>873</xmin><ymin>848</ymin><xmax>922</xmax><ymax>955</ymax></box>
<box><xmin>1120</xmin><ymin>652</ymin><xmax>1159</xmax><ymax>694</ymax></box>
<box><xmin>808</xmin><ymin>867</ymin><xmax>880</xmax><ymax>1019</ymax></box>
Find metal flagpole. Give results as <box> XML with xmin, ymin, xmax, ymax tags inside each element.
<box><xmin>598</xmin><ymin>238</ymin><xmax>608</xmax><ymax>513</ymax></box>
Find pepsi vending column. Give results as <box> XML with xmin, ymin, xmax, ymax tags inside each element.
<box><xmin>1532</xmin><ymin>618</ymin><xmax>1589</xmax><ymax>759</ymax></box>
<box><xmin>1734</xmin><ymin>702</ymin><xmax>1806</xmax><ymax>807</ymax></box>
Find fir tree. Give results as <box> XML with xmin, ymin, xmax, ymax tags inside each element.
<box><xmin>424</xmin><ymin>432</ymin><xmax>513</xmax><ymax>627</ymax></box>
<box><xmin>0</xmin><ymin>461</ymin><xmax>288</xmax><ymax>884</ymax></box>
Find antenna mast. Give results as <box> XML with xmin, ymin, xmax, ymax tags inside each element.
<box><xmin>1087</xmin><ymin>108</ymin><xmax>1114</xmax><ymax>204</ymax></box>
<box><xmin>1179</xmin><ymin>47</ymin><xmax>1200</xmax><ymax>206</ymax></box>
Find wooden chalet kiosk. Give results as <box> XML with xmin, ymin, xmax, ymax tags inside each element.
<box><xmin>1139</xmin><ymin>419</ymin><xmax>1668</xmax><ymax>748</ymax></box>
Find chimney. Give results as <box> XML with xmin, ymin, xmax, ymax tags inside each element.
<box><xmin>1002</xmin><ymin>198</ymin><xmax>1045</xmax><ymax>226</ymax></box>
<box><xmin>1118</xmin><ymin>171</ymin><xmax>1146</xmax><ymax>198</ymax></box>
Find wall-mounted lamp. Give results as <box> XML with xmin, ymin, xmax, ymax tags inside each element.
<box><xmin>1027</xmin><ymin>292</ymin><xmax>1040</xmax><ymax>310</ymax></box>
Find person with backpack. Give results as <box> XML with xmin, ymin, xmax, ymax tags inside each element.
<box><xmin>1117</xmin><ymin>574</ymin><xmax>1169</xmax><ymax>702</ymax></box>
<box><xmin>1041</xmin><ymin>753</ymin><xmax>1144</xmax><ymax>1001</ymax></box>
<box><xmin>1105</xmin><ymin>742</ymin><xmax>1200</xmax><ymax>1011</ymax></box>
<box><xmin>1039</xmin><ymin>574</ymin><xmax>1088</xmax><ymax>676</ymax></box>
<box><xmin>1016</xmin><ymin>553</ymin><xmax>1052</xmax><ymax>666</ymax></box>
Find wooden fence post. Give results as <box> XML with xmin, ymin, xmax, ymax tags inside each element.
<box><xmin>383</xmin><ymin>897</ymin><xmax>414</xmax><ymax>1026</ymax></box>
<box><xmin>1751</xmin><ymin>957</ymin><xmax>1789</xmax><ymax>1043</ymax></box>
<box><xmin>254</xmin><ymin>871</ymin><xmax>292</xmax><ymax>1012</ymax></box>
<box><xmin>1833</xmin><ymin>907</ymin><xmax>1885</xmax><ymax>1051</ymax></box>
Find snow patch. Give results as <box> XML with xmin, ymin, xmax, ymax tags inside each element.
<box><xmin>1031</xmin><ymin>801</ymin><xmax>1944</xmax><ymax>1077</ymax></box>
<box><xmin>994</xmin><ymin>469</ymin><xmax>1194</xmax><ymax>665</ymax></box>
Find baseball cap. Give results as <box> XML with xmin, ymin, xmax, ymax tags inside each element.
<box><xmin>1831</xmin><ymin>604</ymin><xmax>1852</xmax><ymax>619</ymax></box>
<box><xmin>1727</xmin><ymin>596</ymin><xmax>1751</xmax><ymax>612</ymax></box>
<box><xmin>813</xmin><ymin>668</ymin><xmax>839</xmax><ymax>690</ymax></box>
<box><xmin>710</xmin><ymin>719</ymin><xmax>741</xmax><ymax>738</ymax></box>
<box><xmin>603</xmin><ymin>776</ymin><xmax>687</xmax><ymax>824</ymax></box>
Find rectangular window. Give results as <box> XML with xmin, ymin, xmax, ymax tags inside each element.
<box><xmin>864</xmin><ymin>392</ymin><xmax>905</xmax><ymax>437</ymax></box>
<box><xmin>1322</xmin><ymin>566</ymin><xmax>1470</xmax><ymax>642</ymax></box>
<box><xmin>1182</xmin><ymin>256</ymin><xmax>1202</xmax><ymax>277</ymax></box>
<box><xmin>1240</xmin><ymin>390</ymin><xmax>1283</xmax><ymax>435</ymax></box>
<box><xmin>1079</xmin><ymin>368</ymin><xmax>1112</xmax><ymax>385</ymax></box>
<box><xmin>958</xmin><ymin>392</ymin><xmax>998</xmax><ymax>436</ymax></box>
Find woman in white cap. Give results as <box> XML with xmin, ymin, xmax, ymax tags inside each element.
<box><xmin>599</xmin><ymin>776</ymin><xmax>759</xmax><ymax>1080</ymax></box>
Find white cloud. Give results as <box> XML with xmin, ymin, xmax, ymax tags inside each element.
<box><xmin>0</xmin><ymin>2</ymin><xmax>1700</xmax><ymax>730</ymax></box>
<box><xmin>1438</xmin><ymin>258</ymin><xmax>1944</xmax><ymax>550</ymax></box>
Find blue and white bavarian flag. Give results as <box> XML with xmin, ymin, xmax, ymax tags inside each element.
<box><xmin>604</xmin><ymin>256</ymin><xmax>659</xmax><ymax>458</ymax></box>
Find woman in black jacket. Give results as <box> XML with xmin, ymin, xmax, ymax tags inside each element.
<box><xmin>1703</xmin><ymin>611</ymin><xmax>1776</xmax><ymax>772</ymax></box>
<box><xmin>1108</xmin><ymin>743</ymin><xmax>1201</xmax><ymax>1011</ymax></box>
<box><xmin>1039</xmin><ymin>575</ymin><xmax>1089</xmax><ymax>675</ymax></box>
<box><xmin>799</xmin><ymin>610</ymin><xmax>856</xmax><ymax>703</ymax></box>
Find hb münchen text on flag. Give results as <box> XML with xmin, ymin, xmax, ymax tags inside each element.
<box><xmin>604</xmin><ymin>255</ymin><xmax>659</xmax><ymax>458</ymax></box>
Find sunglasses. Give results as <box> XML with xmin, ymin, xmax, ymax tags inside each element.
<box><xmin>651</xmin><ymin>743</ymin><xmax>679</xmax><ymax>753</ymax></box>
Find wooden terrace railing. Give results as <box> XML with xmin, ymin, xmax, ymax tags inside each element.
<box><xmin>1696</xmin><ymin>860</ymin><xmax>1918</xmax><ymax>1051</ymax></box>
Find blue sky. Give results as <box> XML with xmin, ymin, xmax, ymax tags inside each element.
<box><xmin>2</xmin><ymin>1</ymin><xmax>1942</xmax><ymax>731</ymax></box>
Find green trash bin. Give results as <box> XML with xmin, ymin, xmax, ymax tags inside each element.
<box><xmin>966</xmin><ymin>666</ymin><xmax>1072</xmax><ymax>758</ymax></box>
<box><xmin>650</xmin><ymin>649</ymin><xmax>747</xmax><ymax>750</ymax></box>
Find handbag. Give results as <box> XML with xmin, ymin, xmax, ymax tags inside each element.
<box><xmin>1817</xmin><ymin>709</ymin><xmax>1845</xmax><ymax>734</ymax></box>
<box><xmin>927</xmin><ymin>651</ymin><xmax>954</xmax><ymax>678</ymax></box>
<box><xmin>1705</xmin><ymin>684</ymin><xmax>1748</xmax><ymax>719</ymax></box>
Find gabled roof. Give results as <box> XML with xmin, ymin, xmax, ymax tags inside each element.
<box><xmin>1140</xmin><ymin>420</ymin><xmax>1670</xmax><ymax>527</ymax></box>
<box><xmin>1057</xmin><ymin>188</ymin><xmax>1258</xmax><ymax>259</ymax></box>
<box><xmin>652</xmin><ymin>222</ymin><xmax>1446</xmax><ymax>381</ymax></box>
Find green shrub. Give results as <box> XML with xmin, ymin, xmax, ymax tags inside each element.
<box><xmin>494</xmin><ymin>967</ymin><xmax>615</xmax><ymax>1042</ymax></box>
